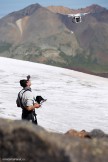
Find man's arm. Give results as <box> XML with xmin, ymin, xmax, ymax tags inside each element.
<box><xmin>25</xmin><ymin>103</ymin><xmax>41</xmax><ymax>111</ymax></box>
<box><xmin>24</xmin><ymin>91</ymin><xmax>41</xmax><ymax>111</ymax></box>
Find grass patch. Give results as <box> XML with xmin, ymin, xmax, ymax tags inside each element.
<box><xmin>59</xmin><ymin>51</ymin><xmax>108</xmax><ymax>73</ymax></box>
<box><xmin>0</xmin><ymin>42</ymin><xmax>12</xmax><ymax>53</ymax></box>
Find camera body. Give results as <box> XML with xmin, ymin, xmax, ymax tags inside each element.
<box><xmin>35</xmin><ymin>96</ymin><xmax>47</xmax><ymax>104</ymax></box>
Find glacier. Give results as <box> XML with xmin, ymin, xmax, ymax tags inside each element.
<box><xmin>0</xmin><ymin>57</ymin><xmax>108</xmax><ymax>133</ymax></box>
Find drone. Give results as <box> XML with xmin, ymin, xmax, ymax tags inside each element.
<box><xmin>67</xmin><ymin>13</ymin><xmax>89</xmax><ymax>23</ymax></box>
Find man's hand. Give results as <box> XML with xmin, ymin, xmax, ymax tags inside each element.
<box><xmin>34</xmin><ymin>103</ymin><xmax>41</xmax><ymax>108</ymax></box>
<box><xmin>26</xmin><ymin>103</ymin><xmax>41</xmax><ymax>111</ymax></box>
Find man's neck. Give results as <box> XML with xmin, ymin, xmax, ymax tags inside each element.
<box><xmin>24</xmin><ymin>86</ymin><xmax>31</xmax><ymax>91</ymax></box>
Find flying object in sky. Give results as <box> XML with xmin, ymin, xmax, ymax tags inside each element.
<box><xmin>67</xmin><ymin>13</ymin><xmax>89</xmax><ymax>23</ymax></box>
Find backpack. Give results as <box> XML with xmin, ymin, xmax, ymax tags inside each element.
<box><xmin>16</xmin><ymin>89</ymin><xmax>31</xmax><ymax>108</ymax></box>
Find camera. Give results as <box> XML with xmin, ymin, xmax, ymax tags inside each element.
<box><xmin>35</xmin><ymin>96</ymin><xmax>47</xmax><ymax>104</ymax></box>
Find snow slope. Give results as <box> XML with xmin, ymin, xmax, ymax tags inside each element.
<box><xmin>0</xmin><ymin>57</ymin><xmax>108</xmax><ymax>133</ymax></box>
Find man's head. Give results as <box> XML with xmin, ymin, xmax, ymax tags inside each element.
<box><xmin>20</xmin><ymin>79</ymin><xmax>31</xmax><ymax>88</ymax></box>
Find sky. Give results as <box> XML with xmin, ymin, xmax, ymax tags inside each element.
<box><xmin>0</xmin><ymin>0</ymin><xmax>108</xmax><ymax>17</ymax></box>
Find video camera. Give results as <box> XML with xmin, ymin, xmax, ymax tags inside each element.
<box><xmin>35</xmin><ymin>96</ymin><xmax>47</xmax><ymax>104</ymax></box>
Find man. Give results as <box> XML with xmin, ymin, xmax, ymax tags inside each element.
<box><xmin>16</xmin><ymin>76</ymin><xmax>41</xmax><ymax>124</ymax></box>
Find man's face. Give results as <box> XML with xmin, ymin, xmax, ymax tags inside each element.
<box><xmin>26</xmin><ymin>80</ymin><xmax>31</xmax><ymax>87</ymax></box>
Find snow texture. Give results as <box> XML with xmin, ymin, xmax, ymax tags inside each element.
<box><xmin>0</xmin><ymin>57</ymin><xmax>108</xmax><ymax>133</ymax></box>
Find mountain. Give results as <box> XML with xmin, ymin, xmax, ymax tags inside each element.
<box><xmin>47</xmin><ymin>4</ymin><xmax>107</xmax><ymax>14</ymax></box>
<box><xmin>0</xmin><ymin>4</ymin><xmax>108</xmax><ymax>74</ymax></box>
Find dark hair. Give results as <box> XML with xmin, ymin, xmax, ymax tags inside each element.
<box><xmin>20</xmin><ymin>79</ymin><xmax>27</xmax><ymax>88</ymax></box>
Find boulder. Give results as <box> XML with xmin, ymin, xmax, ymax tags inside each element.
<box><xmin>0</xmin><ymin>118</ymin><xmax>108</xmax><ymax>162</ymax></box>
<box><xmin>89</xmin><ymin>129</ymin><xmax>107</xmax><ymax>138</ymax></box>
<box><xmin>65</xmin><ymin>129</ymin><xmax>91</xmax><ymax>139</ymax></box>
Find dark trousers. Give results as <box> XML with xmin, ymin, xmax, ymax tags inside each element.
<box><xmin>22</xmin><ymin>110</ymin><xmax>37</xmax><ymax>125</ymax></box>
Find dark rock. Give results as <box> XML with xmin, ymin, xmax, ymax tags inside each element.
<box><xmin>0</xmin><ymin>118</ymin><xmax>108</xmax><ymax>162</ymax></box>
<box><xmin>0</xmin><ymin>119</ymin><xmax>69</xmax><ymax>162</ymax></box>
<box><xmin>89</xmin><ymin>129</ymin><xmax>108</xmax><ymax>138</ymax></box>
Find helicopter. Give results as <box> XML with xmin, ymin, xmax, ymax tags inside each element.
<box><xmin>67</xmin><ymin>13</ymin><xmax>89</xmax><ymax>23</ymax></box>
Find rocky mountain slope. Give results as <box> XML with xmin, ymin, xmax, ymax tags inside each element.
<box><xmin>0</xmin><ymin>3</ymin><xmax>108</xmax><ymax>73</ymax></box>
<box><xmin>47</xmin><ymin>4</ymin><xmax>107</xmax><ymax>14</ymax></box>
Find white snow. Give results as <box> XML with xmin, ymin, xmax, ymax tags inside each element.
<box><xmin>0</xmin><ymin>57</ymin><xmax>108</xmax><ymax>133</ymax></box>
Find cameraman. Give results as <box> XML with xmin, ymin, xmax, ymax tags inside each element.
<box><xmin>16</xmin><ymin>76</ymin><xmax>41</xmax><ymax>124</ymax></box>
